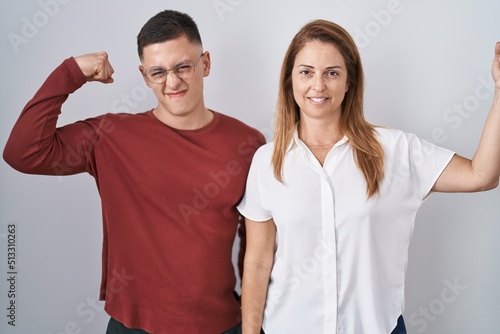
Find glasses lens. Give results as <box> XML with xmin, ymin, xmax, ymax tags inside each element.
<box><xmin>146</xmin><ymin>67</ymin><xmax>167</xmax><ymax>83</ymax></box>
<box><xmin>144</xmin><ymin>60</ymin><xmax>199</xmax><ymax>83</ymax></box>
<box><xmin>174</xmin><ymin>64</ymin><xmax>195</xmax><ymax>79</ymax></box>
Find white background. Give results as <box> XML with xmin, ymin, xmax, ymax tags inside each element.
<box><xmin>1</xmin><ymin>0</ymin><xmax>499</xmax><ymax>333</ymax></box>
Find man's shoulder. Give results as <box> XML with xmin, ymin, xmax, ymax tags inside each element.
<box><xmin>95</xmin><ymin>110</ymin><xmax>152</xmax><ymax>122</ymax></box>
<box><xmin>215</xmin><ymin>112</ymin><xmax>254</xmax><ymax>128</ymax></box>
<box><xmin>215</xmin><ymin>111</ymin><xmax>266</xmax><ymax>140</ymax></box>
<box><xmin>77</xmin><ymin>110</ymin><xmax>154</xmax><ymax>133</ymax></box>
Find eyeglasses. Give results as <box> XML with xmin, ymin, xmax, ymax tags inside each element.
<box><xmin>142</xmin><ymin>52</ymin><xmax>205</xmax><ymax>84</ymax></box>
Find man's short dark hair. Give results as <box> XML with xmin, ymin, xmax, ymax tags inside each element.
<box><xmin>137</xmin><ymin>10</ymin><xmax>202</xmax><ymax>60</ymax></box>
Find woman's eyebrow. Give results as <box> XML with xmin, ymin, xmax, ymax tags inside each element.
<box><xmin>297</xmin><ymin>64</ymin><xmax>314</xmax><ymax>69</ymax></box>
<box><xmin>296</xmin><ymin>64</ymin><xmax>344</xmax><ymax>69</ymax></box>
<box><xmin>325</xmin><ymin>65</ymin><xmax>343</xmax><ymax>70</ymax></box>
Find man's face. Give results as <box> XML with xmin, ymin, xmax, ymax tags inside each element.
<box><xmin>139</xmin><ymin>35</ymin><xmax>210</xmax><ymax>124</ymax></box>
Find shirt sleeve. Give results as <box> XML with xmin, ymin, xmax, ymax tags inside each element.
<box><xmin>237</xmin><ymin>145</ymin><xmax>273</xmax><ymax>222</ymax></box>
<box><xmin>389</xmin><ymin>130</ymin><xmax>455</xmax><ymax>201</ymax></box>
<box><xmin>3</xmin><ymin>57</ymin><xmax>102</xmax><ymax>176</ymax></box>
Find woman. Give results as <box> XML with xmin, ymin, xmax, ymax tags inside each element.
<box><xmin>238</xmin><ymin>20</ymin><xmax>500</xmax><ymax>334</ymax></box>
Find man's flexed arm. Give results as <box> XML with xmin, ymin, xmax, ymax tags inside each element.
<box><xmin>3</xmin><ymin>53</ymin><xmax>114</xmax><ymax>175</ymax></box>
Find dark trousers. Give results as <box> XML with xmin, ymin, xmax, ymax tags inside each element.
<box><xmin>222</xmin><ymin>323</ymin><xmax>265</xmax><ymax>334</ymax></box>
<box><xmin>106</xmin><ymin>317</ymin><xmax>148</xmax><ymax>334</ymax></box>
<box><xmin>106</xmin><ymin>318</ymin><xmax>263</xmax><ymax>334</ymax></box>
<box><xmin>223</xmin><ymin>315</ymin><xmax>405</xmax><ymax>334</ymax></box>
<box><xmin>391</xmin><ymin>315</ymin><xmax>407</xmax><ymax>334</ymax></box>
<box><xmin>107</xmin><ymin>315</ymin><xmax>404</xmax><ymax>333</ymax></box>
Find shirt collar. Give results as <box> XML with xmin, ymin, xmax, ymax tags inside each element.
<box><xmin>287</xmin><ymin>124</ymin><xmax>349</xmax><ymax>153</ymax></box>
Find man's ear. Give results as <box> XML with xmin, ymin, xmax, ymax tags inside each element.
<box><xmin>138</xmin><ymin>65</ymin><xmax>151</xmax><ymax>87</ymax></box>
<box><xmin>202</xmin><ymin>51</ymin><xmax>211</xmax><ymax>77</ymax></box>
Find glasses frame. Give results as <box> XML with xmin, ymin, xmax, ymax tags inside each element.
<box><xmin>142</xmin><ymin>52</ymin><xmax>206</xmax><ymax>84</ymax></box>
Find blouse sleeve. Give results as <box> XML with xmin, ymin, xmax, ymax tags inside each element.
<box><xmin>237</xmin><ymin>145</ymin><xmax>273</xmax><ymax>222</ymax></box>
<box><xmin>383</xmin><ymin>129</ymin><xmax>455</xmax><ymax>201</ymax></box>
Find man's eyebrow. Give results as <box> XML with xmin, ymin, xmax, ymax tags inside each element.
<box><xmin>174</xmin><ymin>57</ymin><xmax>198</xmax><ymax>67</ymax></box>
<box><xmin>146</xmin><ymin>60</ymin><xmax>193</xmax><ymax>70</ymax></box>
<box><xmin>174</xmin><ymin>59</ymin><xmax>192</xmax><ymax>66</ymax></box>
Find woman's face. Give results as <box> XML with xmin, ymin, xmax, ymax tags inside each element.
<box><xmin>292</xmin><ymin>40</ymin><xmax>349</xmax><ymax>122</ymax></box>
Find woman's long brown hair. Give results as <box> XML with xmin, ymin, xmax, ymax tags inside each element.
<box><xmin>272</xmin><ymin>20</ymin><xmax>384</xmax><ymax>198</ymax></box>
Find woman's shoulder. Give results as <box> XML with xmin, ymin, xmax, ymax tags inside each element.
<box><xmin>374</xmin><ymin>126</ymin><xmax>406</xmax><ymax>139</ymax></box>
<box><xmin>253</xmin><ymin>141</ymin><xmax>275</xmax><ymax>159</ymax></box>
<box><xmin>374</xmin><ymin>126</ymin><xmax>446</xmax><ymax>159</ymax></box>
<box><xmin>374</xmin><ymin>127</ymin><xmax>420</xmax><ymax>146</ymax></box>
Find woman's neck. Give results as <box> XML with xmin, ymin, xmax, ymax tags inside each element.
<box><xmin>298</xmin><ymin>119</ymin><xmax>343</xmax><ymax>148</ymax></box>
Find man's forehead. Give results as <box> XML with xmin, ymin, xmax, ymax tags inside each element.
<box><xmin>141</xmin><ymin>38</ymin><xmax>202</xmax><ymax>66</ymax></box>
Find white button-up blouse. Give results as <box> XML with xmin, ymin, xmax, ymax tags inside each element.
<box><xmin>237</xmin><ymin>127</ymin><xmax>455</xmax><ymax>334</ymax></box>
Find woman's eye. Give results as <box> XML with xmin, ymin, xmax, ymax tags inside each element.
<box><xmin>300</xmin><ymin>70</ymin><xmax>312</xmax><ymax>76</ymax></box>
<box><xmin>326</xmin><ymin>71</ymin><xmax>338</xmax><ymax>77</ymax></box>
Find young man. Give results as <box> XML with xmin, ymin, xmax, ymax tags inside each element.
<box><xmin>3</xmin><ymin>10</ymin><xmax>265</xmax><ymax>334</ymax></box>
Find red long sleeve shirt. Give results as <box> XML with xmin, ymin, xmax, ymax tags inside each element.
<box><xmin>3</xmin><ymin>58</ymin><xmax>265</xmax><ymax>333</ymax></box>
